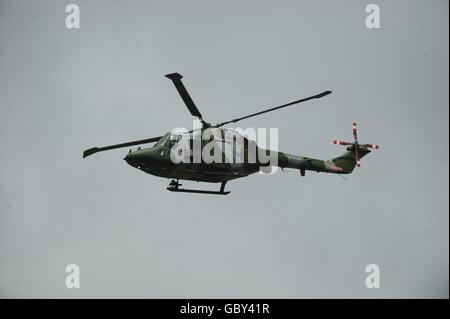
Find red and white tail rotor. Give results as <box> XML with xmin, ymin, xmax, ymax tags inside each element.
<box><xmin>333</xmin><ymin>123</ymin><xmax>379</xmax><ymax>168</ymax></box>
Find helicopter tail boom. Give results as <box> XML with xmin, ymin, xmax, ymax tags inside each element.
<box><xmin>276</xmin><ymin>146</ymin><xmax>371</xmax><ymax>176</ymax></box>
<box><xmin>277</xmin><ymin>122</ymin><xmax>379</xmax><ymax>175</ymax></box>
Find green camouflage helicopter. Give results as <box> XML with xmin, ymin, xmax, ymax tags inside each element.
<box><xmin>83</xmin><ymin>73</ymin><xmax>379</xmax><ymax>195</ymax></box>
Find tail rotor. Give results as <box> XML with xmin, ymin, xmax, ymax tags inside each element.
<box><xmin>333</xmin><ymin>123</ymin><xmax>379</xmax><ymax>168</ymax></box>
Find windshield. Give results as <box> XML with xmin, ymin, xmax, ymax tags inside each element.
<box><xmin>154</xmin><ymin>133</ymin><xmax>169</xmax><ymax>146</ymax></box>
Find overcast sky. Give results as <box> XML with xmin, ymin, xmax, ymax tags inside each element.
<box><xmin>0</xmin><ymin>0</ymin><xmax>448</xmax><ymax>298</ymax></box>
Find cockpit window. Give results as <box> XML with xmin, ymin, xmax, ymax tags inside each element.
<box><xmin>154</xmin><ymin>134</ymin><xmax>169</xmax><ymax>146</ymax></box>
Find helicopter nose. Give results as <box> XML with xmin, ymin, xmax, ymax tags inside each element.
<box><xmin>123</xmin><ymin>153</ymin><xmax>134</xmax><ymax>165</ymax></box>
<box><xmin>124</xmin><ymin>148</ymin><xmax>160</xmax><ymax>168</ymax></box>
<box><xmin>124</xmin><ymin>150</ymin><xmax>145</xmax><ymax>167</ymax></box>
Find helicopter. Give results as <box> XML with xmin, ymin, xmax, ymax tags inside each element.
<box><xmin>83</xmin><ymin>73</ymin><xmax>379</xmax><ymax>195</ymax></box>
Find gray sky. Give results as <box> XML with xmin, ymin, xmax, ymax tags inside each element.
<box><xmin>0</xmin><ymin>0</ymin><xmax>448</xmax><ymax>298</ymax></box>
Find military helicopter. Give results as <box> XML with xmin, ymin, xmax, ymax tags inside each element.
<box><xmin>83</xmin><ymin>73</ymin><xmax>379</xmax><ymax>195</ymax></box>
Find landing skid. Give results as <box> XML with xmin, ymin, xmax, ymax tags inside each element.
<box><xmin>166</xmin><ymin>180</ymin><xmax>230</xmax><ymax>195</ymax></box>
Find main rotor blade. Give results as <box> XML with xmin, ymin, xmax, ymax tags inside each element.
<box><xmin>165</xmin><ymin>73</ymin><xmax>203</xmax><ymax>120</ymax></box>
<box><xmin>213</xmin><ymin>90</ymin><xmax>332</xmax><ymax>128</ymax></box>
<box><xmin>83</xmin><ymin>136</ymin><xmax>163</xmax><ymax>158</ymax></box>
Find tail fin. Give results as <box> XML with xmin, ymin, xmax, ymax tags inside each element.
<box><xmin>333</xmin><ymin>147</ymin><xmax>371</xmax><ymax>174</ymax></box>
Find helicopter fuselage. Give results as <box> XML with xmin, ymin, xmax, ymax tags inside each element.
<box><xmin>123</xmin><ymin>128</ymin><xmax>363</xmax><ymax>183</ymax></box>
<box><xmin>123</xmin><ymin>129</ymin><xmax>261</xmax><ymax>183</ymax></box>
